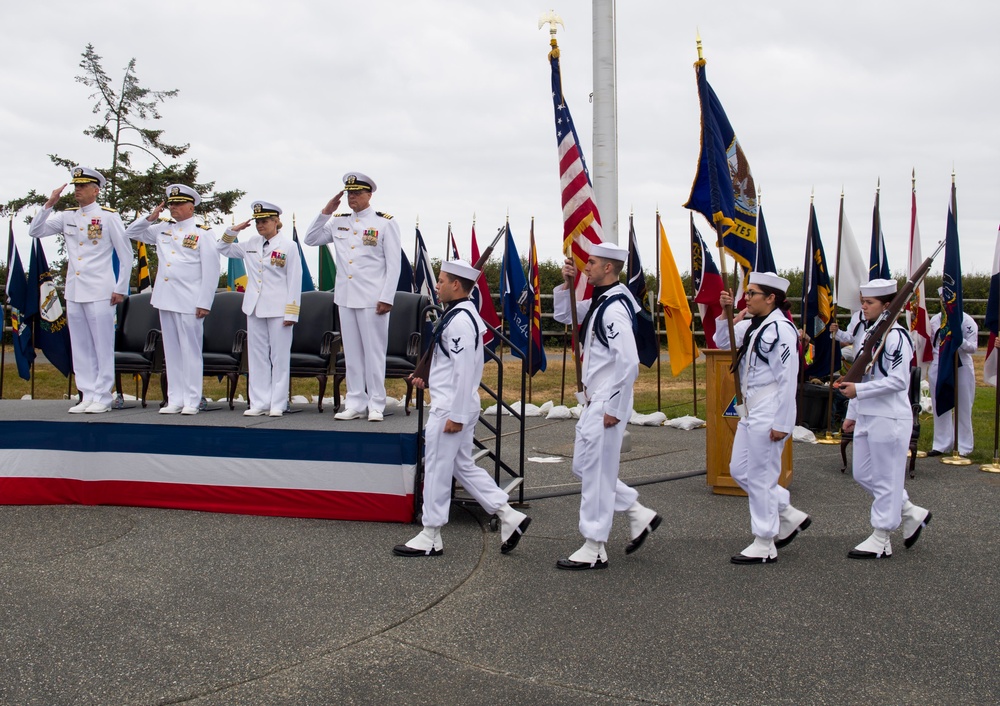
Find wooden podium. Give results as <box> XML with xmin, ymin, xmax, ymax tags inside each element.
<box><xmin>704</xmin><ymin>349</ymin><xmax>793</xmax><ymax>496</ymax></box>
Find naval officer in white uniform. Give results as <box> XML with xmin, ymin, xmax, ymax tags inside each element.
<box><xmin>836</xmin><ymin>279</ymin><xmax>932</xmax><ymax>559</ymax></box>
<box><xmin>927</xmin><ymin>292</ymin><xmax>978</xmax><ymax>457</ymax></box>
<box><xmin>552</xmin><ymin>243</ymin><xmax>662</xmax><ymax>570</ymax></box>
<box><xmin>218</xmin><ymin>201</ymin><xmax>301</xmax><ymax>417</ymax></box>
<box><xmin>393</xmin><ymin>259</ymin><xmax>531</xmax><ymax>557</ymax></box>
<box><xmin>715</xmin><ymin>272</ymin><xmax>810</xmax><ymax>564</ymax></box>
<box><xmin>126</xmin><ymin>184</ymin><xmax>220</xmax><ymax>415</ymax></box>
<box><xmin>28</xmin><ymin>166</ymin><xmax>134</xmax><ymax>414</ymax></box>
<box><xmin>305</xmin><ymin>172</ymin><xmax>401</xmax><ymax>422</ymax></box>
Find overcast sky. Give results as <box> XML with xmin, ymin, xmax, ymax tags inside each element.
<box><xmin>3</xmin><ymin>1</ymin><xmax>998</xmax><ymax>284</ymax></box>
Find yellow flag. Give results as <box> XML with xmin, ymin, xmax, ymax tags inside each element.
<box><xmin>658</xmin><ymin>220</ymin><xmax>698</xmax><ymax>375</ymax></box>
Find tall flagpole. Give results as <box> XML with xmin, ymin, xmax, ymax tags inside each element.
<box><xmin>688</xmin><ymin>213</ymin><xmax>701</xmax><ymax>418</ymax></box>
<box><xmin>942</xmin><ymin>169</ymin><xmax>971</xmax><ymax>466</ymax></box>
<box><xmin>592</xmin><ymin>0</ymin><xmax>618</xmax><ymax>245</ymax></box>
<box><xmin>817</xmin><ymin>188</ymin><xmax>845</xmax><ymax>444</ymax></box>
<box><xmin>799</xmin><ymin>189</ymin><xmax>815</xmax><ymax>392</ymax></box>
<box><xmin>0</xmin><ymin>216</ymin><xmax>9</xmax><ymax>400</ymax></box>
<box><xmin>654</xmin><ymin>211</ymin><xmax>662</xmax><ymax>411</ymax></box>
<box><xmin>528</xmin><ymin>217</ymin><xmax>535</xmax><ymax>404</ymax></box>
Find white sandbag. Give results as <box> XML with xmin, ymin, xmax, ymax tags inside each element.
<box><xmin>664</xmin><ymin>415</ymin><xmax>706</xmax><ymax>431</ymax></box>
<box><xmin>290</xmin><ymin>395</ymin><xmax>310</xmax><ymax>405</ymax></box>
<box><xmin>545</xmin><ymin>405</ymin><xmax>573</xmax><ymax>420</ymax></box>
<box><xmin>539</xmin><ymin>400</ymin><xmax>554</xmax><ymax>414</ymax></box>
<box><xmin>792</xmin><ymin>425</ymin><xmax>817</xmax><ymax>443</ymax></box>
<box><xmin>629</xmin><ymin>410</ymin><xmax>667</xmax><ymax>426</ymax></box>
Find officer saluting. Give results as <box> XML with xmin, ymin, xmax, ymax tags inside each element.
<box><xmin>28</xmin><ymin>166</ymin><xmax>133</xmax><ymax>413</ymax></box>
<box><xmin>305</xmin><ymin>172</ymin><xmax>401</xmax><ymax>422</ymax></box>
<box><xmin>219</xmin><ymin>201</ymin><xmax>301</xmax><ymax>417</ymax></box>
<box><xmin>552</xmin><ymin>243</ymin><xmax>662</xmax><ymax>570</ymax></box>
<box><xmin>126</xmin><ymin>184</ymin><xmax>220</xmax><ymax>415</ymax></box>
<box><xmin>394</xmin><ymin>259</ymin><xmax>530</xmax><ymax>557</ymax></box>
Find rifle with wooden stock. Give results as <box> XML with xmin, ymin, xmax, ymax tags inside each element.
<box><xmin>839</xmin><ymin>239</ymin><xmax>945</xmax><ymax>384</ymax></box>
<box><xmin>409</xmin><ymin>225</ymin><xmax>506</xmax><ymax>384</ymax></box>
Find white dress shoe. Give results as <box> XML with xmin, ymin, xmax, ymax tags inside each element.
<box><xmin>180</xmin><ymin>406</ymin><xmax>199</xmax><ymax>415</ymax></box>
<box><xmin>85</xmin><ymin>403</ymin><xmax>111</xmax><ymax>414</ymax></box>
<box><xmin>624</xmin><ymin>502</ymin><xmax>662</xmax><ymax>554</ymax></box>
<box><xmin>243</xmin><ymin>408</ymin><xmax>267</xmax><ymax>417</ymax></box>
<box><xmin>159</xmin><ymin>405</ymin><xmax>183</xmax><ymax>415</ymax></box>
<box><xmin>393</xmin><ymin>527</ymin><xmax>444</xmax><ymax>557</ymax></box>
<box><xmin>68</xmin><ymin>400</ymin><xmax>91</xmax><ymax>414</ymax></box>
<box><xmin>334</xmin><ymin>408</ymin><xmax>365</xmax><ymax>421</ymax></box>
<box><xmin>775</xmin><ymin>505</ymin><xmax>812</xmax><ymax>548</ymax></box>
<box><xmin>268</xmin><ymin>409</ymin><xmax>283</xmax><ymax>418</ymax></box>
<box><xmin>731</xmin><ymin>536</ymin><xmax>778</xmax><ymax>564</ymax></box>
<box><xmin>849</xmin><ymin>529</ymin><xmax>892</xmax><ymax>559</ymax></box>
<box><xmin>901</xmin><ymin>501</ymin><xmax>932</xmax><ymax>549</ymax></box>
<box><xmin>368</xmin><ymin>409</ymin><xmax>384</xmax><ymax>422</ymax></box>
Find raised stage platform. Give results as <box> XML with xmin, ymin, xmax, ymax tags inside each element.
<box><xmin>0</xmin><ymin>400</ymin><xmax>419</xmax><ymax>523</ymax></box>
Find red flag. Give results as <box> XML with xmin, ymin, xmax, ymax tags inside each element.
<box><xmin>906</xmin><ymin>183</ymin><xmax>933</xmax><ymax>365</ymax></box>
<box><xmin>470</xmin><ymin>225</ymin><xmax>501</xmax><ymax>348</ymax></box>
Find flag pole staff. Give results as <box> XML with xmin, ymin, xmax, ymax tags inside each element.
<box><xmin>696</xmin><ymin>33</ymin><xmax>743</xmax><ymax>410</ymax></box>
<box><xmin>943</xmin><ymin>169</ymin><xmax>971</xmax><ymax>465</ymax></box>
<box><xmin>688</xmin><ymin>212</ymin><xmax>699</xmax><ymax>418</ymax></box>
<box><xmin>0</xmin><ymin>216</ymin><xmax>9</xmax><ymax>400</ymax></box>
<box><xmin>909</xmin><ymin>171</ymin><xmax>928</xmax><ymax>460</ymax></box>
<box><xmin>799</xmin><ymin>190</ymin><xmax>815</xmax><ymax>392</ymax></box>
<box><xmin>543</xmin><ymin>13</ymin><xmax>583</xmax><ymax>397</ymax></box>
<box><xmin>528</xmin><ymin>217</ymin><xmax>535</xmax><ymax>404</ymax></box>
<box><xmin>654</xmin><ymin>210</ymin><xmax>662</xmax><ymax>412</ymax></box>
<box><xmin>818</xmin><ymin>187</ymin><xmax>846</xmax><ymax>444</ymax></box>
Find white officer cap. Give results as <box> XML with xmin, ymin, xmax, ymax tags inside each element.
<box><xmin>860</xmin><ymin>278</ymin><xmax>897</xmax><ymax>298</ymax></box>
<box><xmin>749</xmin><ymin>271</ymin><xmax>790</xmax><ymax>293</ymax></box>
<box><xmin>251</xmin><ymin>200</ymin><xmax>282</xmax><ymax>219</ymax></box>
<box><xmin>441</xmin><ymin>259</ymin><xmax>480</xmax><ymax>282</ymax></box>
<box><xmin>590</xmin><ymin>242</ymin><xmax>629</xmax><ymax>262</ymax></box>
<box><xmin>165</xmin><ymin>184</ymin><xmax>202</xmax><ymax>206</ymax></box>
<box><xmin>343</xmin><ymin>172</ymin><xmax>376</xmax><ymax>193</ymax></box>
<box><xmin>70</xmin><ymin>166</ymin><xmax>106</xmax><ymax>189</ymax></box>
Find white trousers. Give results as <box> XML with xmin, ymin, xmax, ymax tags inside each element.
<box><xmin>571</xmin><ymin>400</ymin><xmax>639</xmax><ymax>543</ymax></box>
<box><xmin>852</xmin><ymin>414</ymin><xmax>911</xmax><ymax>531</ymax></box>
<box><xmin>247</xmin><ymin>315</ymin><xmax>293</xmax><ymax>413</ymax></box>
<box><xmin>339</xmin><ymin>306</ymin><xmax>390</xmax><ymax>414</ymax></box>
<box><xmin>67</xmin><ymin>299</ymin><xmax>116</xmax><ymax>406</ymax></box>
<box><xmin>929</xmin><ymin>364</ymin><xmax>975</xmax><ymax>455</ymax></box>
<box><xmin>729</xmin><ymin>396</ymin><xmax>790</xmax><ymax>539</ymax></box>
<box><xmin>420</xmin><ymin>412</ymin><xmax>508</xmax><ymax>528</ymax></box>
<box><xmin>159</xmin><ymin>310</ymin><xmax>204</xmax><ymax>409</ymax></box>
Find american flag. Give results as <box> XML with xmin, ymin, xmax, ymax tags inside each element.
<box><xmin>549</xmin><ymin>46</ymin><xmax>603</xmax><ymax>299</ymax></box>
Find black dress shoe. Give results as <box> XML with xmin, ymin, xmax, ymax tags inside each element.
<box><xmin>625</xmin><ymin>514</ymin><xmax>663</xmax><ymax>554</ymax></box>
<box><xmin>774</xmin><ymin>516</ymin><xmax>812</xmax><ymax>549</ymax></box>
<box><xmin>730</xmin><ymin>553</ymin><xmax>777</xmax><ymax>565</ymax></box>
<box><xmin>904</xmin><ymin>511</ymin><xmax>932</xmax><ymax>549</ymax></box>
<box><xmin>847</xmin><ymin>548</ymin><xmax>891</xmax><ymax>560</ymax></box>
<box><xmin>392</xmin><ymin>544</ymin><xmax>443</xmax><ymax>557</ymax></box>
<box><xmin>555</xmin><ymin>557</ymin><xmax>608</xmax><ymax>571</ymax></box>
<box><xmin>500</xmin><ymin>517</ymin><xmax>532</xmax><ymax>554</ymax></box>
<box><xmin>926</xmin><ymin>449</ymin><xmax>945</xmax><ymax>457</ymax></box>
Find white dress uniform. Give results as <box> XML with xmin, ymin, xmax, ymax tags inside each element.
<box><xmin>552</xmin><ymin>279</ymin><xmax>659</xmax><ymax>567</ymax></box>
<box><xmin>305</xmin><ymin>206</ymin><xmax>401</xmax><ymax>415</ymax></box>
<box><xmin>218</xmin><ymin>225</ymin><xmax>301</xmax><ymax>415</ymax></box>
<box><xmin>927</xmin><ymin>312</ymin><xmax>977</xmax><ymax>455</ymax></box>
<box><xmin>29</xmin><ymin>200</ymin><xmax>133</xmax><ymax>410</ymax></box>
<box><xmin>126</xmin><ymin>212</ymin><xmax>219</xmax><ymax>412</ymax></box>
<box><xmin>714</xmin><ymin>308</ymin><xmax>800</xmax><ymax>545</ymax></box>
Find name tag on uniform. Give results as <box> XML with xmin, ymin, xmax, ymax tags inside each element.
<box><xmin>87</xmin><ymin>219</ymin><xmax>103</xmax><ymax>242</ymax></box>
<box><xmin>363</xmin><ymin>228</ymin><xmax>379</xmax><ymax>246</ymax></box>
<box><xmin>337</xmin><ymin>226</ymin><xmax>350</xmax><ymax>231</ymax></box>
<box><xmin>182</xmin><ymin>234</ymin><xmax>200</xmax><ymax>249</ymax></box>
<box><xmin>270</xmin><ymin>251</ymin><xmax>287</xmax><ymax>268</ymax></box>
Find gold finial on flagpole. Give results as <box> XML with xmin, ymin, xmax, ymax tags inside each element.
<box><xmin>876</xmin><ymin>176</ymin><xmax>881</xmax><ymax>195</ymax></box>
<box><xmin>757</xmin><ymin>183</ymin><xmax>762</xmax><ymax>206</ymax></box>
<box><xmin>841</xmin><ymin>185</ymin><xmax>845</xmax><ymax>199</ymax></box>
<box><xmin>952</xmin><ymin>164</ymin><xmax>956</xmax><ymax>184</ymax></box>
<box><xmin>293</xmin><ymin>212</ymin><xmax>296</xmax><ymax>227</ymax></box>
<box><xmin>912</xmin><ymin>168</ymin><xmax>916</xmax><ymax>191</ymax></box>
<box><xmin>416</xmin><ymin>214</ymin><xmax>419</xmax><ymax>228</ymax></box>
<box><xmin>810</xmin><ymin>186</ymin><xmax>815</xmax><ymax>204</ymax></box>
<box><xmin>696</xmin><ymin>28</ymin><xmax>704</xmax><ymax>60</ymax></box>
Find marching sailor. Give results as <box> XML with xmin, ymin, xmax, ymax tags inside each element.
<box><xmin>836</xmin><ymin>278</ymin><xmax>932</xmax><ymax>558</ymax></box>
<box><xmin>552</xmin><ymin>243</ymin><xmax>662</xmax><ymax>571</ymax></box>
<box><xmin>218</xmin><ymin>201</ymin><xmax>302</xmax><ymax>417</ymax></box>
<box><xmin>716</xmin><ymin>272</ymin><xmax>810</xmax><ymax>564</ymax></box>
<box><xmin>29</xmin><ymin>167</ymin><xmax>133</xmax><ymax>413</ymax></box>
<box><xmin>305</xmin><ymin>172</ymin><xmax>401</xmax><ymax>422</ymax></box>
<box><xmin>927</xmin><ymin>290</ymin><xmax>978</xmax><ymax>457</ymax></box>
<box><xmin>126</xmin><ymin>184</ymin><xmax>220</xmax><ymax>415</ymax></box>
<box><xmin>393</xmin><ymin>259</ymin><xmax>530</xmax><ymax>557</ymax></box>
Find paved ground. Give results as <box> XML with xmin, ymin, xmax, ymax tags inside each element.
<box><xmin>0</xmin><ymin>408</ymin><xmax>998</xmax><ymax>705</ymax></box>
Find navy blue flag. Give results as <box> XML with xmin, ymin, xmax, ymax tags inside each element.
<box><xmin>25</xmin><ymin>239</ymin><xmax>72</xmax><ymax>377</ymax></box>
<box><xmin>397</xmin><ymin>250</ymin><xmax>414</xmax><ymax>292</ymax></box>
<box><xmin>755</xmin><ymin>205</ymin><xmax>777</xmax><ymax>274</ymax></box>
<box><xmin>5</xmin><ymin>224</ymin><xmax>34</xmax><ymax>380</ymax></box>
<box><xmin>292</xmin><ymin>225</ymin><xmax>316</xmax><ymax>292</ymax></box>
<box><xmin>935</xmin><ymin>192</ymin><xmax>964</xmax><ymax>415</ymax></box>
<box><xmin>802</xmin><ymin>203</ymin><xmax>840</xmax><ymax>379</ymax></box>
<box><xmin>500</xmin><ymin>224</ymin><xmax>530</xmax><ymax>360</ymax></box>
<box><xmin>869</xmin><ymin>190</ymin><xmax>890</xmax><ymax>280</ymax></box>
<box><xmin>413</xmin><ymin>228</ymin><xmax>438</xmax><ymax>306</ymax></box>
<box><xmin>684</xmin><ymin>58</ymin><xmax>757</xmax><ymax>271</ymax></box>
<box><xmin>627</xmin><ymin>217</ymin><xmax>658</xmax><ymax>367</ymax></box>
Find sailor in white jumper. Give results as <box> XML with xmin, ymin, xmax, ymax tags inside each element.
<box><xmin>125</xmin><ymin>184</ymin><xmax>219</xmax><ymax>415</ymax></box>
<box><xmin>927</xmin><ymin>294</ymin><xmax>978</xmax><ymax>457</ymax></box>
<box><xmin>393</xmin><ymin>259</ymin><xmax>530</xmax><ymax>557</ymax></box>
<box><xmin>218</xmin><ymin>201</ymin><xmax>302</xmax><ymax>417</ymax></box>
<box><xmin>552</xmin><ymin>243</ymin><xmax>661</xmax><ymax>571</ymax></box>
<box><xmin>715</xmin><ymin>272</ymin><xmax>810</xmax><ymax>564</ymax></box>
<box><xmin>28</xmin><ymin>166</ymin><xmax>133</xmax><ymax>413</ymax></box>
<box><xmin>836</xmin><ymin>278</ymin><xmax>932</xmax><ymax>558</ymax></box>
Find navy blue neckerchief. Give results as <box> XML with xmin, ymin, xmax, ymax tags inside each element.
<box><xmin>433</xmin><ymin>299</ymin><xmax>480</xmax><ymax>358</ymax></box>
